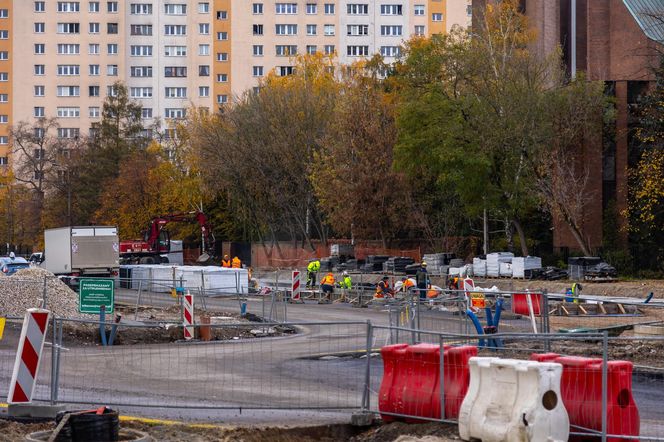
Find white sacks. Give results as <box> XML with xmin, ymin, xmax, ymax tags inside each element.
<box><xmin>459</xmin><ymin>357</ymin><xmax>569</xmax><ymax>442</ymax></box>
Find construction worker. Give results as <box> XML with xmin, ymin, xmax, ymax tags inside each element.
<box><xmin>337</xmin><ymin>271</ymin><xmax>352</xmax><ymax>289</ymax></box>
<box><xmin>375</xmin><ymin>276</ymin><xmax>394</xmax><ymax>299</ymax></box>
<box><xmin>306</xmin><ymin>259</ymin><xmax>321</xmax><ymax>288</ymax></box>
<box><xmin>400</xmin><ymin>277</ymin><xmax>416</xmax><ymax>295</ymax></box>
<box><xmin>416</xmin><ymin>262</ymin><xmax>429</xmax><ymax>300</ymax></box>
<box><xmin>571</xmin><ymin>282</ymin><xmax>582</xmax><ymax>304</ymax></box>
<box><xmin>232</xmin><ymin>256</ymin><xmax>241</xmax><ymax>268</ymax></box>
<box><xmin>221</xmin><ymin>254</ymin><xmax>231</xmax><ymax>268</ymax></box>
<box><xmin>320</xmin><ymin>272</ymin><xmax>335</xmax><ymax>302</ymax></box>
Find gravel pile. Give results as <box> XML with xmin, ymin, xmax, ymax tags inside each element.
<box><xmin>0</xmin><ymin>266</ymin><xmax>82</xmax><ymax>318</ymax></box>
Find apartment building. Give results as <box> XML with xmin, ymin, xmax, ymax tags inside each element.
<box><xmin>0</xmin><ymin>0</ymin><xmax>472</xmax><ymax>169</ymax></box>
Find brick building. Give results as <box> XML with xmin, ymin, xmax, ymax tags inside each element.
<box><xmin>474</xmin><ymin>0</ymin><xmax>663</xmax><ymax>252</ymax></box>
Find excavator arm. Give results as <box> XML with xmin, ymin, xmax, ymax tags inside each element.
<box><xmin>145</xmin><ymin>211</ymin><xmax>216</xmax><ymax>262</ymax></box>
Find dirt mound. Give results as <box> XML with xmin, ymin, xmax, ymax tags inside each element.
<box><xmin>0</xmin><ymin>266</ymin><xmax>82</xmax><ymax>318</ymax></box>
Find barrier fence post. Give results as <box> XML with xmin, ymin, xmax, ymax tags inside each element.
<box><xmin>410</xmin><ymin>298</ymin><xmax>416</xmax><ymax>344</ymax></box>
<box><xmin>55</xmin><ymin>319</ymin><xmax>63</xmax><ymax>403</ymax></box>
<box><xmin>362</xmin><ymin>321</ymin><xmax>373</xmax><ymax>411</ymax></box>
<box><xmin>134</xmin><ymin>280</ymin><xmax>143</xmax><ymax>321</ymax></box>
<box><xmin>416</xmin><ymin>296</ymin><xmax>421</xmax><ymax>343</ymax></box>
<box><xmin>42</xmin><ymin>276</ymin><xmax>48</xmax><ymax>309</ymax></box>
<box><xmin>50</xmin><ymin>315</ymin><xmax>57</xmax><ymax>405</ymax></box>
<box><xmin>439</xmin><ymin>335</ymin><xmax>445</xmax><ymax>421</ymax></box>
<box><xmin>542</xmin><ymin>292</ymin><xmax>551</xmax><ymax>351</ymax></box>
<box><xmin>601</xmin><ymin>331</ymin><xmax>608</xmax><ymax>442</ymax></box>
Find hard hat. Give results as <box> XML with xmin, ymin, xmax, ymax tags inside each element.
<box><xmin>9</xmin><ymin>251</ymin><xmax>15</xmax><ymax>259</ymax></box>
<box><xmin>224</xmin><ymin>254</ymin><xmax>229</xmax><ymax>258</ymax></box>
<box><xmin>343</xmin><ymin>271</ymin><xmax>348</xmax><ymax>276</ymax></box>
<box><xmin>421</xmin><ymin>262</ymin><xmax>427</xmax><ymax>267</ymax></box>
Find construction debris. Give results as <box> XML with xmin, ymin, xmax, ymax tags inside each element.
<box><xmin>0</xmin><ymin>266</ymin><xmax>82</xmax><ymax>318</ymax></box>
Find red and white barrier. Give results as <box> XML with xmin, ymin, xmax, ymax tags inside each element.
<box><xmin>292</xmin><ymin>270</ymin><xmax>301</xmax><ymax>302</ymax></box>
<box><xmin>8</xmin><ymin>309</ymin><xmax>51</xmax><ymax>404</ymax></box>
<box><xmin>183</xmin><ymin>292</ymin><xmax>194</xmax><ymax>340</ymax></box>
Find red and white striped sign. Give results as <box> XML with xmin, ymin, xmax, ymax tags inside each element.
<box><xmin>8</xmin><ymin>309</ymin><xmax>50</xmax><ymax>404</ymax></box>
<box><xmin>291</xmin><ymin>270</ymin><xmax>301</xmax><ymax>301</ymax></box>
<box><xmin>183</xmin><ymin>292</ymin><xmax>194</xmax><ymax>340</ymax></box>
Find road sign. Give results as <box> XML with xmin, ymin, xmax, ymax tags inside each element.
<box><xmin>79</xmin><ymin>279</ymin><xmax>114</xmax><ymax>314</ymax></box>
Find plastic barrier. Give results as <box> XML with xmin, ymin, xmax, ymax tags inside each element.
<box><xmin>378</xmin><ymin>343</ymin><xmax>477</xmax><ymax>422</ymax></box>
<box><xmin>512</xmin><ymin>292</ymin><xmax>542</xmax><ymax>316</ymax></box>
<box><xmin>459</xmin><ymin>357</ymin><xmax>569</xmax><ymax>442</ymax></box>
<box><xmin>530</xmin><ymin>353</ymin><xmax>640</xmax><ymax>441</ymax></box>
<box><xmin>183</xmin><ymin>292</ymin><xmax>194</xmax><ymax>340</ymax></box>
<box><xmin>8</xmin><ymin>309</ymin><xmax>51</xmax><ymax>403</ymax></box>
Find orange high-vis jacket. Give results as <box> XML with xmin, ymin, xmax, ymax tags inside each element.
<box><xmin>321</xmin><ymin>273</ymin><xmax>335</xmax><ymax>285</ymax></box>
<box><xmin>221</xmin><ymin>259</ymin><xmax>231</xmax><ymax>268</ymax></box>
<box><xmin>232</xmin><ymin>257</ymin><xmax>241</xmax><ymax>268</ymax></box>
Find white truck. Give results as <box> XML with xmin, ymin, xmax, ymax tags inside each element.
<box><xmin>42</xmin><ymin>226</ymin><xmax>120</xmax><ymax>288</ymax></box>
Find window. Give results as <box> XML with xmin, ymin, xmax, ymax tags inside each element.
<box><xmin>89</xmin><ymin>64</ymin><xmax>100</xmax><ymax>75</ymax></box>
<box><xmin>217</xmin><ymin>94</ymin><xmax>228</xmax><ymax>104</ymax></box>
<box><xmin>414</xmin><ymin>4</ymin><xmax>425</xmax><ymax>15</ymax></box>
<box><xmin>34</xmin><ymin>107</ymin><xmax>45</xmax><ymax>117</ymax></box>
<box><xmin>57</xmin><ymin>22</ymin><xmax>80</xmax><ymax>33</ymax></box>
<box><xmin>253</xmin><ymin>45</ymin><xmax>263</xmax><ymax>56</ymax></box>
<box><xmin>252</xmin><ymin>3</ymin><xmax>263</xmax><ymax>14</ymax></box>
<box><xmin>34</xmin><ymin>85</ymin><xmax>45</xmax><ymax>96</ymax></box>
<box><xmin>324</xmin><ymin>45</ymin><xmax>335</xmax><ymax>55</ymax></box>
<box><xmin>216</xmin><ymin>52</ymin><xmax>228</xmax><ymax>61</ymax></box>
<box><xmin>0</xmin><ymin>73</ymin><xmax>6</xmax><ymax>81</ymax></box>
<box><xmin>165</xmin><ymin>108</ymin><xmax>186</xmax><ymax>118</ymax></box>
<box><xmin>252</xmin><ymin>66</ymin><xmax>264</xmax><ymax>77</ymax></box>
<box><xmin>467</xmin><ymin>5</ymin><xmax>473</xmax><ymax>16</ymax></box>
<box><xmin>217</xmin><ymin>73</ymin><xmax>228</xmax><ymax>82</ymax></box>
<box><xmin>347</xmin><ymin>4</ymin><xmax>368</xmax><ymax>14</ymax></box>
<box><xmin>131</xmin><ymin>66</ymin><xmax>153</xmax><ymax>77</ymax></box>
<box><xmin>346</xmin><ymin>45</ymin><xmax>369</xmax><ymax>56</ymax></box>
<box><xmin>324</xmin><ymin>3</ymin><xmax>335</xmax><ymax>14</ymax></box>
<box><xmin>199</xmin><ymin>23</ymin><xmax>210</xmax><ymax>34</ymax></box>
<box><xmin>0</xmin><ymin>51</ymin><xmax>7</xmax><ymax>60</ymax></box>
<box><xmin>276</xmin><ymin>45</ymin><xmax>297</xmax><ymax>56</ymax></box>
<box><xmin>141</xmin><ymin>108</ymin><xmax>152</xmax><ymax>119</ymax></box>
<box><xmin>217</xmin><ymin>31</ymin><xmax>228</xmax><ymax>40</ymax></box>
<box><xmin>131</xmin><ymin>45</ymin><xmax>153</xmax><ymax>56</ymax></box>
<box><xmin>306</xmin><ymin>45</ymin><xmax>317</xmax><ymax>54</ymax></box>
<box><xmin>277</xmin><ymin>66</ymin><xmax>294</xmax><ymax>76</ymax></box>
<box><xmin>381</xmin><ymin>4</ymin><xmax>403</xmax><ymax>15</ymax></box>
<box><xmin>57</xmin><ymin>65</ymin><xmax>80</xmax><ymax>76</ymax></box>
<box><xmin>276</xmin><ymin>3</ymin><xmax>297</xmax><ymax>14</ymax></box>
<box><xmin>414</xmin><ymin>25</ymin><xmax>425</xmax><ymax>36</ymax></box>
<box><xmin>89</xmin><ymin>22</ymin><xmax>100</xmax><ymax>33</ymax></box>
<box><xmin>0</xmin><ymin>136</ymin><xmax>6</xmax><ymax>144</ymax></box>
<box><xmin>89</xmin><ymin>43</ymin><xmax>100</xmax><ymax>55</ymax></box>
<box><xmin>35</xmin><ymin>2</ymin><xmax>46</xmax><ymax>12</ymax></box>
<box><xmin>347</xmin><ymin>24</ymin><xmax>368</xmax><ymax>36</ymax></box>
<box><xmin>0</xmin><ymin>30</ymin><xmax>8</xmax><ymax>40</ymax></box>
<box><xmin>34</xmin><ymin>22</ymin><xmax>45</xmax><ymax>33</ymax></box>
<box><xmin>130</xmin><ymin>3</ymin><xmax>152</xmax><ymax>14</ymax></box>
<box><xmin>107</xmin><ymin>23</ymin><xmax>118</xmax><ymax>34</ymax></box>
<box><xmin>130</xmin><ymin>87</ymin><xmax>153</xmax><ymax>98</ymax></box>
<box><xmin>107</xmin><ymin>1</ymin><xmax>118</xmax><ymax>13</ymax></box>
<box><xmin>217</xmin><ymin>10</ymin><xmax>227</xmax><ymax>19</ymax></box>
<box><xmin>198</xmin><ymin>2</ymin><xmax>209</xmax><ymax>13</ymax></box>
<box><xmin>57</xmin><ymin>2</ymin><xmax>80</xmax><ymax>12</ymax></box>
<box><xmin>0</xmin><ymin>157</ymin><xmax>7</xmax><ymax>166</ymax></box>
<box><xmin>58</xmin><ymin>128</ymin><xmax>80</xmax><ymax>139</ymax></box>
<box><xmin>107</xmin><ymin>44</ymin><xmax>118</xmax><ymax>55</ymax></box>
<box><xmin>107</xmin><ymin>85</ymin><xmax>117</xmax><ymax>97</ymax></box>
<box><xmin>34</xmin><ymin>44</ymin><xmax>45</xmax><ymax>54</ymax></box>
<box><xmin>34</xmin><ymin>65</ymin><xmax>45</xmax><ymax>75</ymax></box>
<box><xmin>381</xmin><ymin>46</ymin><xmax>401</xmax><ymax>57</ymax></box>
<box><xmin>165</xmin><ymin>25</ymin><xmax>187</xmax><ymax>35</ymax></box>
<box><xmin>107</xmin><ymin>64</ymin><xmax>118</xmax><ymax>75</ymax></box>
<box><xmin>164</xmin><ymin>45</ymin><xmax>186</xmax><ymax>56</ymax></box>
<box><xmin>57</xmin><ymin>85</ymin><xmax>80</xmax><ymax>96</ymax></box>
<box><xmin>306</xmin><ymin>3</ymin><xmax>317</xmax><ymax>14</ymax></box>
<box><xmin>164</xmin><ymin>4</ymin><xmax>186</xmax><ymax>15</ymax></box>
<box><xmin>381</xmin><ymin>25</ymin><xmax>403</xmax><ymax>36</ymax></box>
<box><xmin>199</xmin><ymin>86</ymin><xmax>209</xmax><ymax>97</ymax></box>
<box><xmin>0</xmin><ymin>9</ymin><xmax>8</xmax><ymax>18</ymax></box>
<box><xmin>57</xmin><ymin>106</ymin><xmax>80</xmax><ymax>117</ymax></box>
<box><xmin>198</xmin><ymin>44</ymin><xmax>210</xmax><ymax>55</ymax></box>
<box><xmin>89</xmin><ymin>1</ymin><xmax>100</xmax><ymax>12</ymax></box>
<box><xmin>0</xmin><ymin>94</ymin><xmax>7</xmax><ymax>102</ymax></box>
<box><xmin>57</xmin><ymin>44</ymin><xmax>80</xmax><ymax>54</ymax></box>
<box><xmin>0</xmin><ymin>115</ymin><xmax>7</xmax><ymax>123</ymax></box>
<box><xmin>432</xmin><ymin>13</ymin><xmax>443</xmax><ymax>21</ymax></box>
<box><xmin>199</xmin><ymin>65</ymin><xmax>210</xmax><ymax>76</ymax></box>
<box><xmin>324</xmin><ymin>24</ymin><xmax>335</xmax><ymax>36</ymax></box>
<box><xmin>89</xmin><ymin>106</ymin><xmax>100</xmax><ymax>118</ymax></box>
<box><xmin>165</xmin><ymin>66</ymin><xmax>187</xmax><ymax>77</ymax></box>
<box><xmin>253</xmin><ymin>24</ymin><xmax>263</xmax><ymax>35</ymax></box>
<box><xmin>165</xmin><ymin>87</ymin><xmax>187</xmax><ymax>98</ymax></box>
<box><xmin>306</xmin><ymin>24</ymin><xmax>317</xmax><ymax>35</ymax></box>
<box><xmin>130</xmin><ymin>24</ymin><xmax>152</xmax><ymax>36</ymax></box>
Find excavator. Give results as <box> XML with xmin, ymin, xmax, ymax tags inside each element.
<box><xmin>119</xmin><ymin>211</ymin><xmax>215</xmax><ymax>265</ymax></box>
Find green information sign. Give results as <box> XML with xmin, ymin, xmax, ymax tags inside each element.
<box><xmin>79</xmin><ymin>279</ymin><xmax>114</xmax><ymax>314</ymax></box>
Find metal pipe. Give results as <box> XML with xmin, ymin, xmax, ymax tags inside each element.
<box><xmin>601</xmin><ymin>331</ymin><xmax>608</xmax><ymax>442</ymax></box>
<box><xmin>50</xmin><ymin>315</ymin><xmax>56</xmax><ymax>405</ymax></box>
<box><xmin>439</xmin><ymin>335</ymin><xmax>445</xmax><ymax>420</ymax></box>
<box><xmin>362</xmin><ymin>321</ymin><xmax>373</xmax><ymax>411</ymax></box>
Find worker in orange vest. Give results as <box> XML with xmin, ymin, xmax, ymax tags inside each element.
<box><xmin>320</xmin><ymin>272</ymin><xmax>335</xmax><ymax>302</ymax></box>
<box><xmin>375</xmin><ymin>276</ymin><xmax>394</xmax><ymax>299</ymax></box>
<box><xmin>400</xmin><ymin>277</ymin><xmax>416</xmax><ymax>295</ymax></box>
<box><xmin>232</xmin><ymin>256</ymin><xmax>241</xmax><ymax>268</ymax></box>
<box><xmin>221</xmin><ymin>255</ymin><xmax>231</xmax><ymax>268</ymax></box>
